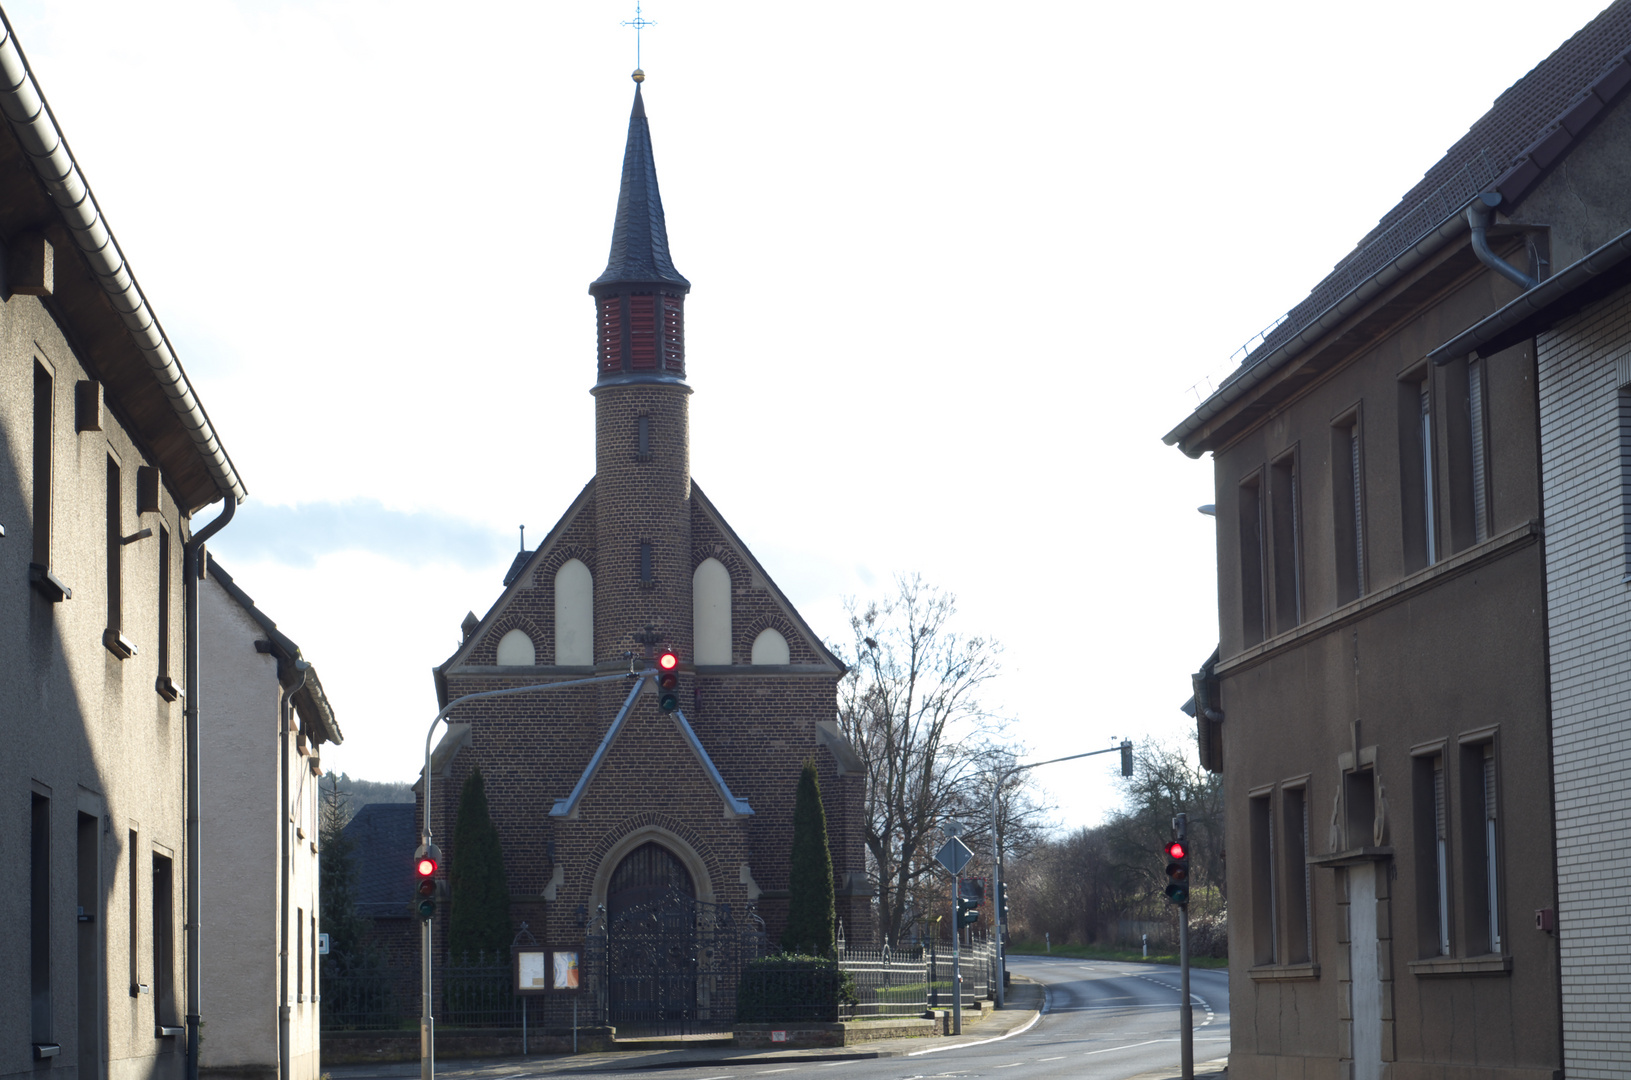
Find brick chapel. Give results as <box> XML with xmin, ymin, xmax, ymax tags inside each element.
<box><xmin>420</xmin><ymin>73</ymin><xmax>871</xmax><ymax>984</ymax></box>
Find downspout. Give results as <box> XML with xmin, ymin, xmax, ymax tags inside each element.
<box><xmin>184</xmin><ymin>496</ymin><xmax>236</xmax><ymax>1080</ymax></box>
<box><xmin>279</xmin><ymin>660</ymin><xmax>310</xmax><ymax>1080</ymax></box>
<box><xmin>1467</xmin><ymin>193</ymin><xmax>1539</xmax><ymax>290</ymax></box>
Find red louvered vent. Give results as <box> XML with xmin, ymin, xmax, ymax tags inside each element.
<box><xmin>629</xmin><ymin>295</ymin><xmax>657</xmax><ymax>370</ymax></box>
<box><xmin>662</xmin><ymin>295</ymin><xmax>684</xmax><ymax>372</ymax></box>
<box><xmin>598</xmin><ymin>297</ymin><xmax>622</xmax><ymax>372</ymax></box>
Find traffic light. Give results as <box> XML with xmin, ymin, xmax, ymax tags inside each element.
<box><xmin>998</xmin><ymin>881</ymin><xmax>1009</xmax><ymax>923</ymax></box>
<box><xmin>414</xmin><ymin>841</ymin><xmax>442</xmax><ymax>921</ymax></box>
<box><xmin>1120</xmin><ymin>740</ymin><xmax>1134</xmax><ymax>777</ymax></box>
<box><xmin>1163</xmin><ymin>839</ymin><xmax>1190</xmax><ymax>906</ymax></box>
<box><xmin>656</xmin><ymin>650</ymin><xmax>680</xmax><ymax>713</ymax></box>
<box><xmin>956</xmin><ymin>894</ymin><xmax>979</xmax><ymax>929</ymax></box>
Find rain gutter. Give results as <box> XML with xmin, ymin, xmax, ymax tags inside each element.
<box><xmin>1430</xmin><ymin>221</ymin><xmax>1631</xmax><ymax>363</ymax></box>
<box><xmin>0</xmin><ymin>10</ymin><xmax>246</xmax><ymax>505</ymax></box>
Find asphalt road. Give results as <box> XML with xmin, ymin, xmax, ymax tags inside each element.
<box><xmin>538</xmin><ymin>954</ymin><xmax>1229</xmax><ymax>1080</ymax></box>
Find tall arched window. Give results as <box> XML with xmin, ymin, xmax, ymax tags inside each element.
<box><xmin>693</xmin><ymin>558</ymin><xmax>731</xmax><ymax>665</ymax></box>
<box><xmin>495</xmin><ymin>628</ymin><xmax>536</xmax><ymax>666</ymax></box>
<box><xmin>555</xmin><ymin>558</ymin><xmax>593</xmax><ymax>665</ymax></box>
<box><xmin>751</xmin><ymin>627</ymin><xmax>790</xmax><ymax>666</ymax></box>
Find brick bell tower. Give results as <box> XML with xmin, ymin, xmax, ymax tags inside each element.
<box><xmin>589</xmin><ymin>70</ymin><xmax>693</xmax><ymax>666</ymax></box>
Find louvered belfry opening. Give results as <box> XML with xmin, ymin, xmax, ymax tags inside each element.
<box><xmin>593</xmin><ymin>290</ymin><xmax>686</xmax><ymax>378</ymax></box>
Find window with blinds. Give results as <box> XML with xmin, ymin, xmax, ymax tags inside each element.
<box><xmin>629</xmin><ymin>295</ymin><xmax>657</xmax><ymax>370</ymax></box>
<box><xmin>1433</xmin><ymin>755</ymin><xmax>1450</xmax><ymax>955</ymax></box>
<box><xmin>1332</xmin><ymin>411</ymin><xmax>1365</xmax><ymax>604</ymax></box>
<box><xmin>1483</xmin><ymin>745</ymin><xmax>1500</xmax><ymax>953</ymax></box>
<box><xmin>661</xmin><ymin>295</ymin><xmax>684</xmax><ymax>372</ymax></box>
<box><xmin>598</xmin><ymin>297</ymin><xmax>623</xmax><ymax>373</ymax></box>
<box><xmin>1469</xmin><ymin>359</ymin><xmax>1489</xmax><ymax>543</ymax></box>
<box><xmin>1421</xmin><ymin>384</ymin><xmax>1438</xmax><ymax>566</ymax></box>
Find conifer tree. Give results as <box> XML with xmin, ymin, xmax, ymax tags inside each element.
<box><xmin>781</xmin><ymin>760</ymin><xmax>836</xmax><ymax>954</ymax></box>
<box><xmin>448</xmin><ymin>768</ymin><xmax>512</xmax><ymax>960</ymax></box>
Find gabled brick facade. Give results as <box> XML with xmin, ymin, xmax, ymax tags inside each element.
<box><xmin>417</xmin><ymin>77</ymin><xmax>869</xmax><ymax>1028</ymax></box>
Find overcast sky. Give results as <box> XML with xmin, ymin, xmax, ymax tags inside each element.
<box><xmin>6</xmin><ymin>0</ymin><xmax>1613</xmax><ymax>830</ymax></box>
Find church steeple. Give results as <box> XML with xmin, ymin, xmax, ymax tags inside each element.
<box><xmin>591</xmin><ymin>73</ymin><xmax>690</xmax><ymax>387</ymax></box>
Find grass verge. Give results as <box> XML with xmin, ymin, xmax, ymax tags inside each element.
<box><xmin>1004</xmin><ymin>940</ymin><xmax>1228</xmax><ymax>969</ymax></box>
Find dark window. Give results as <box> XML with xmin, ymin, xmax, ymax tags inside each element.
<box><xmin>640</xmin><ymin>542</ymin><xmax>653</xmax><ymax>584</ymax></box>
<box><xmin>128</xmin><ymin>832</ymin><xmax>140</xmax><ymax>992</ymax></box>
<box><xmin>107</xmin><ymin>458</ymin><xmax>121</xmax><ymax>634</ymax></box>
<box><xmin>153</xmin><ymin>853</ymin><xmax>177</xmax><ymax>1031</ymax></box>
<box><xmin>297</xmin><ymin>908</ymin><xmax>305</xmax><ymax>1003</ymax></box>
<box><xmin>1270</xmin><ymin>451</ymin><xmax>1302</xmax><ymax>633</ymax></box>
<box><xmin>76</xmin><ymin>813</ymin><xmax>99</xmax><ymax>1071</ymax></box>
<box><xmin>1331</xmin><ymin>414</ymin><xmax>1365</xmax><ymax>603</ymax></box>
<box><xmin>1238</xmin><ymin>474</ymin><xmax>1266</xmax><ymax>647</ymax></box>
<box><xmin>1469</xmin><ymin>360</ymin><xmax>1490</xmax><ymax>543</ymax></box>
<box><xmin>157</xmin><ymin>528</ymin><xmax>171</xmax><ymax>682</ymax></box>
<box><xmin>31</xmin><ymin>793</ymin><xmax>51</xmax><ymax>1044</ymax></box>
<box><xmin>1249</xmin><ymin>792</ymin><xmax>1276</xmax><ymax>965</ymax></box>
<box><xmin>1400</xmin><ymin>375</ymin><xmax>1437</xmax><ymax>571</ymax></box>
<box><xmin>1282</xmin><ymin>786</ymin><xmax>1312</xmax><ymax>964</ymax></box>
<box><xmin>637</xmin><ymin>415</ymin><xmax>651</xmax><ymax>460</ymax></box>
<box><xmin>32</xmin><ymin>362</ymin><xmax>52</xmax><ymax>567</ymax></box>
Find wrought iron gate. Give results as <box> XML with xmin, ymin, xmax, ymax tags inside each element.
<box><xmin>585</xmin><ymin>889</ymin><xmax>764</xmax><ymax>1035</ymax></box>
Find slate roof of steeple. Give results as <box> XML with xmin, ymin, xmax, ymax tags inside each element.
<box><xmin>1174</xmin><ymin>0</ymin><xmax>1631</xmax><ymax>439</ymax></box>
<box><xmin>591</xmin><ymin>83</ymin><xmax>690</xmax><ymax>292</ymax></box>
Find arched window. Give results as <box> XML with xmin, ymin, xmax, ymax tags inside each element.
<box><xmin>495</xmin><ymin>628</ymin><xmax>535</xmax><ymax>666</ymax></box>
<box><xmin>693</xmin><ymin>558</ymin><xmax>731</xmax><ymax>665</ymax></box>
<box><xmin>751</xmin><ymin>627</ymin><xmax>790</xmax><ymax>666</ymax></box>
<box><xmin>555</xmin><ymin>558</ymin><xmax>593</xmax><ymax>665</ymax></box>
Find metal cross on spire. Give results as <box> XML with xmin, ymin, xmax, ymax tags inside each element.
<box><xmin>622</xmin><ymin>1</ymin><xmax>656</xmax><ymax>72</ymax></box>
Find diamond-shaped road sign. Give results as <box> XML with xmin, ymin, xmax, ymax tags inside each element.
<box><xmin>935</xmin><ymin>836</ymin><xmax>974</xmax><ymax>876</ymax></box>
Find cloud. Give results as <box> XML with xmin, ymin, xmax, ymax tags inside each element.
<box><xmin>207</xmin><ymin>499</ymin><xmax>510</xmax><ymax>569</ymax></box>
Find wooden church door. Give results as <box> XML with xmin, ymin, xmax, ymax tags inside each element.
<box><xmin>605</xmin><ymin>842</ymin><xmax>700</xmax><ymax>1033</ymax></box>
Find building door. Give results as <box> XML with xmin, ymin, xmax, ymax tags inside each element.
<box><xmin>1349</xmin><ymin>866</ymin><xmax>1382</xmax><ymax>1080</ymax></box>
<box><xmin>605</xmin><ymin>842</ymin><xmax>698</xmax><ymax>1034</ymax></box>
<box><xmin>77</xmin><ymin>813</ymin><xmax>102</xmax><ymax>1080</ymax></box>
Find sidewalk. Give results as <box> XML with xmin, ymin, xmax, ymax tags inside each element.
<box><xmin>324</xmin><ymin>978</ymin><xmax>1046</xmax><ymax>1077</ymax></box>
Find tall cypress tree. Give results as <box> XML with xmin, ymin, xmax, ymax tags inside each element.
<box><xmin>448</xmin><ymin>768</ymin><xmax>512</xmax><ymax>961</ymax></box>
<box><xmin>781</xmin><ymin>760</ymin><xmax>836</xmax><ymax>954</ymax></box>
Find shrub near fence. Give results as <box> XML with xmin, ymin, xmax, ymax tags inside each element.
<box><xmin>736</xmin><ymin>955</ymin><xmax>858</xmax><ymax>1024</ymax></box>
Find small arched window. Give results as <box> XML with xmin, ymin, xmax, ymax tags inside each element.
<box><xmin>555</xmin><ymin>558</ymin><xmax>594</xmax><ymax>665</ymax></box>
<box><xmin>693</xmin><ymin>558</ymin><xmax>731</xmax><ymax>665</ymax></box>
<box><xmin>496</xmin><ymin>628</ymin><xmax>536</xmax><ymax>667</ymax></box>
<box><xmin>751</xmin><ymin>628</ymin><xmax>790</xmax><ymax>666</ymax></box>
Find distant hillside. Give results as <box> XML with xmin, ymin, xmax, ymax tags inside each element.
<box><xmin>319</xmin><ymin>772</ymin><xmax>414</xmax><ymax>829</ymax></box>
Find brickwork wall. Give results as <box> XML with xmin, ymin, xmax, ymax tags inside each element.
<box><xmin>1538</xmin><ymin>288</ymin><xmax>1631</xmax><ymax>1080</ymax></box>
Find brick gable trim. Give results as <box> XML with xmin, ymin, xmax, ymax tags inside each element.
<box><xmin>588</xmin><ymin>817</ymin><xmax>722</xmax><ymax>907</ymax></box>
<box><xmin>435</xmin><ymin>479</ymin><xmax>595</xmax><ymax>703</ymax></box>
<box><xmin>690</xmin><ymin>481</ymin><xmax>846</xmax><ymax>674</ymax></box>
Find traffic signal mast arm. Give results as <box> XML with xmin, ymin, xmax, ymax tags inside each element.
<box><xmin>991</xmin><ymin>740</ymin><xmax>1134</xmax><ymax>1008</ymax></box>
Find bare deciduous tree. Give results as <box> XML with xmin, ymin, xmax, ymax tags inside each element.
<box><xmin>835</xmin><ymin>575</ymin><xmax>1010</xmax><ymax>945</ymax></box>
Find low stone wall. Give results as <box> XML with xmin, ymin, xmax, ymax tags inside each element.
<box><xmin>321</xmin><ymin>1026</ymin><xmax>616</xmax><ymax>1063</ymax></box>
<box><xmin>733</xmin><ymin>1017</ymin><xmax>937</xmax><ymax>1048</ymax></box>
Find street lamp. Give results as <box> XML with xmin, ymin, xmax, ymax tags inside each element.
<box><xmin>990</xmin><ymin>740</ymin><xmax>1132</xmax><ymax>1008</ymax></box>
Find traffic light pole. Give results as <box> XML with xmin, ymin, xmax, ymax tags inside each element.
<box><xmin>419</xmin><ymin>669</ymin><xmax>643</xmax><ymax>1080</ymax></box>
<box><xmin>952</xmin><ymin>873</ymin><xmax>962</xmax><ymax>1036</ymax></box>
<box><xmin>1180</xmin><ymin>903</ymin><xmax>1193</xmax><ymax>1080</ymax></box>
<box><xmin>991</xmin><ymin>742</ymin><xmax>1131</xmax><ymax>1008</ymax></box>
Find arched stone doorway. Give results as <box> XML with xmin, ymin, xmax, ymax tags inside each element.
<box><xmin>607</xmin><ymin>841</ymin><xmax>695</xmax><ymax>918</ymax></box>
<box><xmin>604</xmin><ymin>841</ymin><xmax>700</xmax><ymax>1032</ymax></box>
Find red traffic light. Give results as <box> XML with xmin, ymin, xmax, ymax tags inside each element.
<box><xmin>658</xmin><ymin>651</ymin><xmax>679</xmax><ymax>672</ymax></box>
<box><xmin>416</xmin><ymin>857</ymin><xmax>437</xmax><ymax>877</ymax></box>
<box><xmin>1165</xmin><ymin>841</ymin><xmax>1187</xmax><ymax>861</ymax></box>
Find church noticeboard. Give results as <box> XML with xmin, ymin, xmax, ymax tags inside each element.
<box><xmin>515</xmin><ymin>949</ymin><xmax>580</xmax><ymax>995</ymax></box>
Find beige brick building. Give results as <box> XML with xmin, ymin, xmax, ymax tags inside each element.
<box><xmin>0</xmin><ymin>14</ymin><xmax>248</xmax><ymax>1080</ymax></box>
<box><xmin>418</xmin><ymin>75</ymin><xmax>868</xmax><ymax>1034</ymax></box>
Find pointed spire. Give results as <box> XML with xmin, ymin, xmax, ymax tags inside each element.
<box><xmin>590</xmin><ymin>77</ymin><xmax>690</xmax><ymax>294</ymax></box>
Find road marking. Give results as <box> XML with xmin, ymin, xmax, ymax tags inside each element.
<box><xmin>1039</xmin><ymin>1055</ymin><xmax>1066</xmax><ymax>1061</ymax></box>
<box><xmin>757</xmin><ymin>1071</ymin><xmax>798</xmax><ymax>1075</ymax></box>
<box><xmin>907</xmin><ymin>986</ymin><xmax>1050</xmax><ymax>1056</ymax></box>
<box><xmin>994</xmin><ymin>1064</ymin><xmax>1025</xmax><ymax>1069</ymax></box>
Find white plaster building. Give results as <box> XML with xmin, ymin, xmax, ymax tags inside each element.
<box><xmin>200</xmin><ymin>557</ymin><xmax>341</xmax><ymax>1080</ymax></box>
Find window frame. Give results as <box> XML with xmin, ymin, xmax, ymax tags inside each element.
<box><xmin>1458</xmin><ymin>728</ymin><xmax>1503</xmax><ymax>957</ymax></box>
<box><xmin>1238</xmin><ymin>470</ymin><xmax>1267</xmax><ymax>648</ymax></box>
<box><xmin>1331</xmin><ymin>405</ymin><xmax>1367</xmax><ymax>604</ymax></box>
